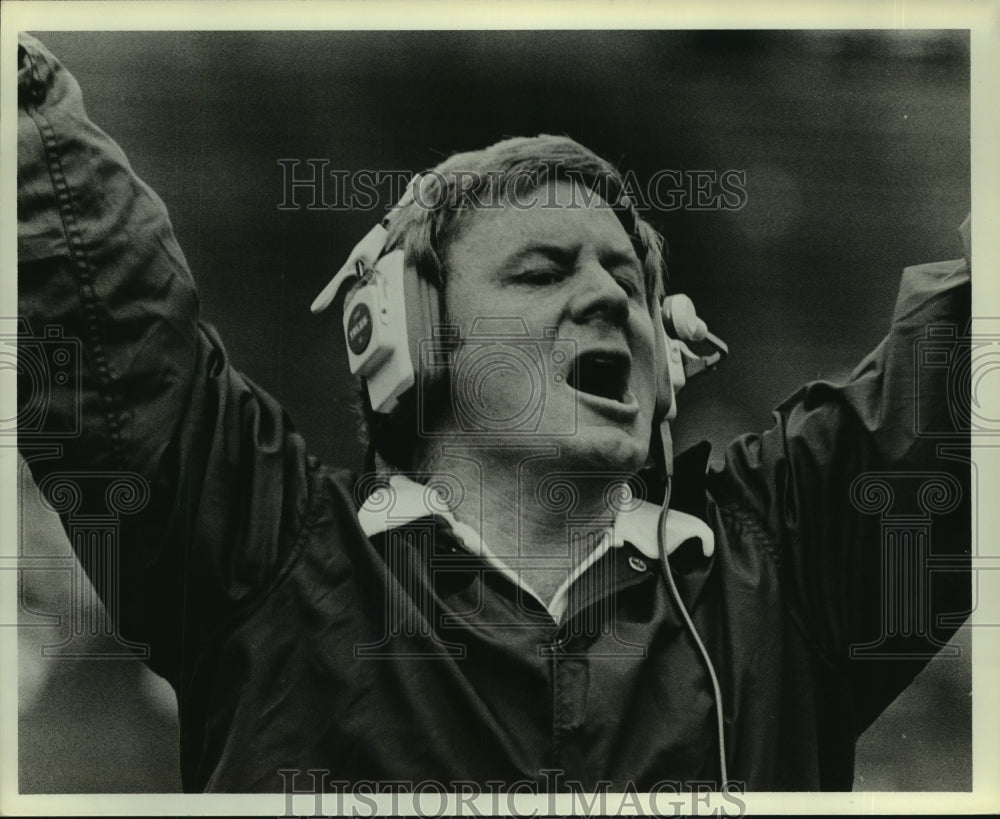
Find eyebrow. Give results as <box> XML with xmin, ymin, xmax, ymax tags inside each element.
<box><xmin>501</xmin><ymin>242</ymin><xmax>641</xmax><ymax>270</ymax></box>
<box><xmin>500</xmin><ymin>243</ymin><xmax>577</xmax><ymax>269</ymax></box>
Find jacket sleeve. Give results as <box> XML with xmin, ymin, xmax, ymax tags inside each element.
<box><xmin>16</xmin><ymin>33</ymin><xmax>315</xmax><ymax>687</ymax></box>
<box><xmin>711</xmin><ymin>231</ymin><xmax>972</xmax><ymax>732</ymax></box>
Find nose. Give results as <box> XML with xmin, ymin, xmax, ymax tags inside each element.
<box><xmin>567</xmin><ymin>260</ymin><xmax>631</xmax><ymax>328</ymax></box>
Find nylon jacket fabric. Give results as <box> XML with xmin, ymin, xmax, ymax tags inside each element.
<box><xmin>16</xmin><ymin>34</ymin><xmax>972</xmax><ymax>792</ymax></box>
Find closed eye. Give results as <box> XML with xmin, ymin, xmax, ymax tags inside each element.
<box><xmin>613</xmin><ymin>272</ymin><xmax>640</xmax><ymax>297</ymax></box>
<box><xmin>514</xmin><ymin>268</ymin><xmax>570</xmax><ymax>287</ymax></box>
<box><xmin>610</xmin><ymin>265</ymin><xmax>646</xmax><ymax>304</ymax></box>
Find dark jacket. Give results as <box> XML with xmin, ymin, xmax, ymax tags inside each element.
<box><xmin>16</xmin><ymin>33</ymin><xmax>971</xmax><ymax>792</ymax></box>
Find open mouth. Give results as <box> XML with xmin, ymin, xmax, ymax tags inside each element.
<box><xmin>567</xmin><ymin>351</ymin><xmax>632</xmax><ymax>404</ymax></box>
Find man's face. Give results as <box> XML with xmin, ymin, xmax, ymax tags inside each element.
<box><xmin>435</xmin><ymin>180</ymin><xmax>660</xmax><ymax>473</ymax></box>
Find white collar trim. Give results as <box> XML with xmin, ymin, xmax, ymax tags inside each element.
<box><xmin>359</xmin><ymin>475</ymin><xmax>714</xmax><ymax>620</ymax></box>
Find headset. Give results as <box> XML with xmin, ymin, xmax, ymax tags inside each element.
<box><xmin>312</xmin><ymin>173</ymin><xmax>732</xmax><ymax>783</ymax></box>
<box><xmin>310</xmin><ymin>177</ymin><xmax>439</xmax><ymax>414</ymax></box>
<box><xmin>311</xmin><ymin>175</ymin><xmax>728</xmax><ymax>428</ymax></box>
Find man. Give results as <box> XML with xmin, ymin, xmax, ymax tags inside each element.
<box><xmin>17</xmin><ymin>32</ymin><xmax>971</xmax><ymax>793</ymax></box>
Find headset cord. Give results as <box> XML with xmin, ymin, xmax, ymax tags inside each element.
<box><xmin>657</xmin><ymin>471</ymin><xmax>730</xmax><ymax>787</ymax></box>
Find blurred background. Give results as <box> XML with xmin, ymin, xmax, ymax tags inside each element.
<box><xmin>17</xmin><ymin>30</ymin><xmax>970</xmax><ymax>792</ymax></box>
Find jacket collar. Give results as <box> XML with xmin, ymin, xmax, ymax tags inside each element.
<box><xmin>358</xmin><ymin>474</ymin><xmax>714</xmax><ymax>560</ymax></box>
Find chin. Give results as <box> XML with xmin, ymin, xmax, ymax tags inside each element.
<box><xmin>558</xmin><ymin>430</ymin><xmax>649</xmax><ymax>474</ymax></box>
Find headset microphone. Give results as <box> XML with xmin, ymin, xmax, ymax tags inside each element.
<box><xmin>660</xmin><ymin>293</ymin><xmax>728</xmax><ymax>421</ymax></box>
<box><xmin>665</xmin><ymin>294</ymin><xmax>727</xmax><ymax>376</ymax></box>
<box><xmin>653</xmin><ymin>293</ymin><xmax>729</xmax><ymax>479</ymax></box>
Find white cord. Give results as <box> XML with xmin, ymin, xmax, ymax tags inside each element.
<box><xmin>657</xmin><ymin>474</ymin><xmax>730</xmax><ymax>786</ymax></box>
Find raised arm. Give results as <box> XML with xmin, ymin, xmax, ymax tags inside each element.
<box><xmin>710</xmin><ymin>231</ymin><xmax>972</xmax><ymax>731</ymax></box>
<box><xmin>17</xmin><ymin>34</ymin><xmax>314</xmax><ymax>686</ymax></box>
